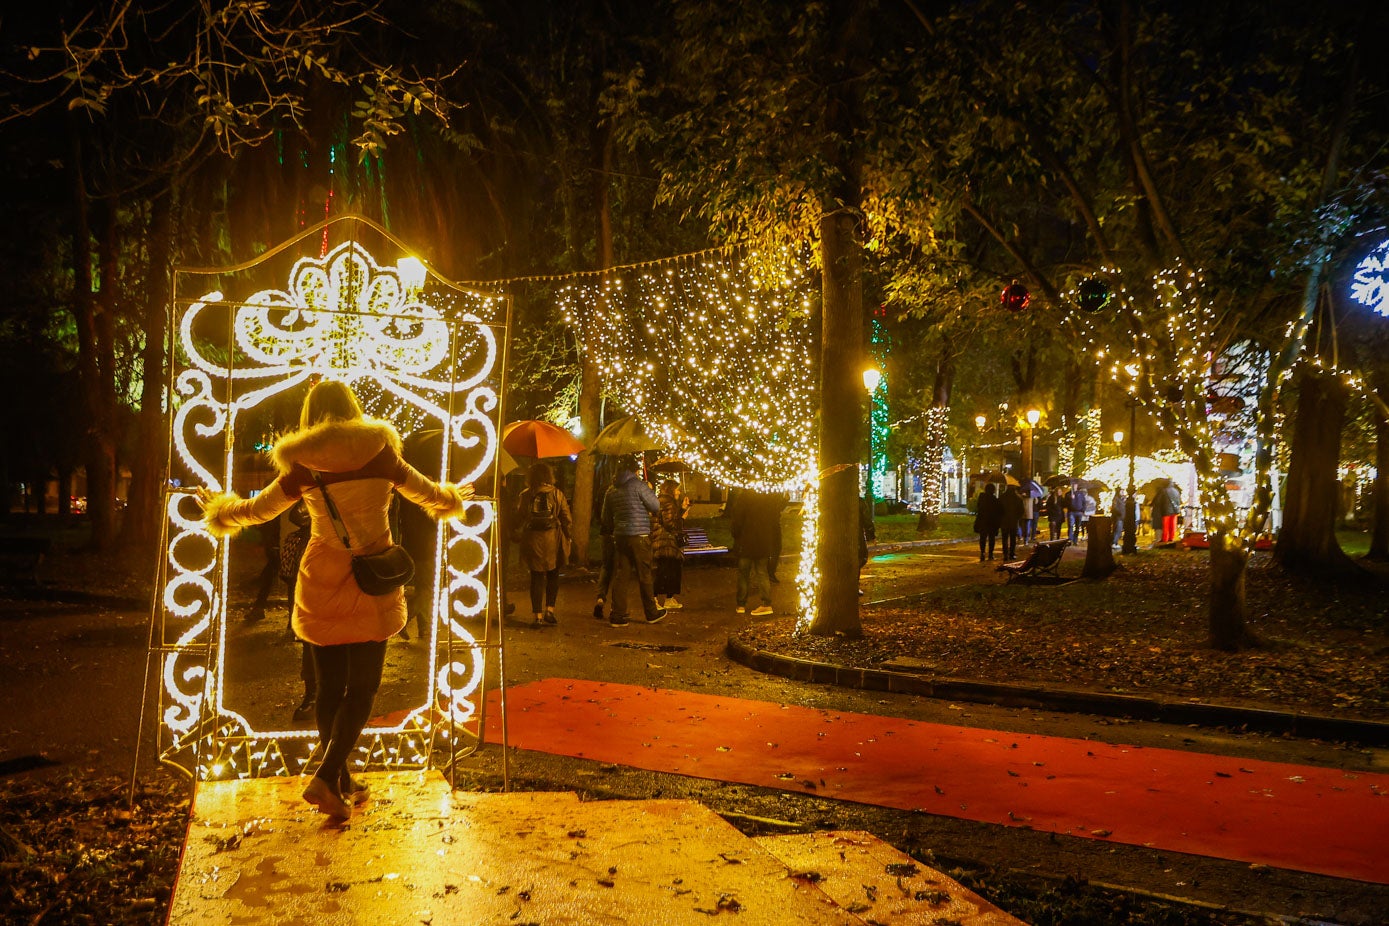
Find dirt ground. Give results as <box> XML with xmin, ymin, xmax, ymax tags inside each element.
<box><xmin>2</xmin><ymin>535</ymin><xmax>1388</xmax><ymax>924</ymax></box>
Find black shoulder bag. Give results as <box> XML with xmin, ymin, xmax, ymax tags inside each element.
<box><xmin>312</xmin><ymin>471</ymin><xmax>414</xmax><ymax>596</ymax></box>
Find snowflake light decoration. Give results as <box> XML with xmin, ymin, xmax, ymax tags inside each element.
<box><xmin>1350</xmin><ymin>238</ymin><xmax>1389</xmax><ymax>317</ymax></box>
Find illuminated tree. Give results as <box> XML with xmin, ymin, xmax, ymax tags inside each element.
<box><xmin>896</xmin><ymin>0</ymin><xmax>1386</xmax><ymax>648</ymax></box>
<box><xmin>649</xmin><ymin>0</ymin><xmax>945</xmax><ymax>637</ymax></box>
<box><xmin>0</xmin><ymin>1</ymin><xmax>462</xmax><ymax>550</ymax></box>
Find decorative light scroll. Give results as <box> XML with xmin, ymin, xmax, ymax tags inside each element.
<box><xmin>151</xmin><ymin>217</ymin><xmax>508</xmax><ymax>782</ymax></box>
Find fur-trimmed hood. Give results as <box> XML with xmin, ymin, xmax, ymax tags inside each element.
<box><xmin>271</xmin><ymin>417</ymin><xmax>403</xmax><ymax>475</ymax></box>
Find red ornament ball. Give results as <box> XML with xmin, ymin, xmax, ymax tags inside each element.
<box><xmin>1000</xmin><ymin>282</ymin><xmax>1030</xmax><ymax>312</ymax></box>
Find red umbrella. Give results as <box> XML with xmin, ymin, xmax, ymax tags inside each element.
<box><xmin>501</xmin><ymin>420</ymin><xmax>585</xmax><ymax>459</ymax></box>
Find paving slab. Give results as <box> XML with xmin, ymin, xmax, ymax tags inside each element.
<box><xmin>755</xmin><ymin>830</ymin><xmax>1026</xmax><ymax>925</ymax></box>
<box><xmin>169</xmin><ymin>771</ymin><xmax>861</xmax><ymax>925</ymax></box>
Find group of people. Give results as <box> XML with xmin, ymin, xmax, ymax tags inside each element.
<box><xmin>974</xmin><ymin>477</ymin><xmax>1185</xmax><ymax>560</ymax></box>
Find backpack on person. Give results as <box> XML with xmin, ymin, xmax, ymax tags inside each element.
<box><xmin>527</xmin><ymin>489</ymin><xmax>557</xmax><ymax>531</ymax></box>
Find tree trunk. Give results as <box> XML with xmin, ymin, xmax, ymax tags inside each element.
<box><xmin>67</xmin><ymin>117</ymin><xmax>117</xmax><ymax>551</ymax></box>
<box><xmin>568</xmin><ymin>127</ymin><xmax>614</xmax><ymax>568</ymax></box>
<box><xmin>1208</xmin><ymin>534</ymin><xmax>1254</xmax><ymax>650</ymax></box>
<box><xmin>1082</xmin><ymin>516</ymin><xmax>1116</xmax><ymax>577</ymax></box>
<box><xmin>122</xmin><ymin>190</ymin><xmax>175</xmax><ymax>552</ymax></box>
<box><xmin>1275</xmin><ymin>367</ymin><xmax>1357</xmax><ymax>573</ymax></box>
<box><xmin>916</xmin><ymin>340</ymin><xmax>955</xmax><ymax>532</ymax></box>
<box><xmin>1369</xmin><ymin>388</ymin><xmax>1389</xmax><ymax>560</ymax></box>
<box><xmin>809</xmin><ymin>207</ymin><xmax>864</xmax><ymax>638</ymax></box>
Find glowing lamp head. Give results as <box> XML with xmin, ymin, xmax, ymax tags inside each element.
<box><xmin>974</xmin><ymin>414</ymin><xmax>987</xmax><ymax>430</ymax></box>
<box><xmin>1113</xmin><ymin>430</ymin><xmax>1124</xmax><ymax>444</ymax></box>
<box><xmin>396</xmin><ymin>256</ymin><xmax>427</xmax><ymax>295</ymax></box>
<box><xmin>1026</xmin><ymin>408</ymin><xmax>1041</xmax><ymax>427</ymax></box>
<box><xmin>862</xmin><ymin>368</ymin><xmax>882</xmax><ymax>394</ymax></box>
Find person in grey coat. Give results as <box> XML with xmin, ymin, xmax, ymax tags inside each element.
<box><xmin>600</xmin><ymin>456</ymin><xmax>667</xmax><ymax>626</ymax></box>
<box><xmin>729</xmin><ymin>489</ymin><xmax>780</xmax><ymax>615</ymax></box>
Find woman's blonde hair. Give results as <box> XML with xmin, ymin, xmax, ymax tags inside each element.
<box><xmin>300</xmin><ymin>380</ymin><xmax>364</xmax><ymax>429</ymax></box>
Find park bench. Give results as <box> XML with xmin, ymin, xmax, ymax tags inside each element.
<box><xmin>680</xmin><ymin>527</ymin><xmax>729</xmax><ymax>558</ymax></box>
<box><xmin>997</xmin><ymin>538</ymin><xmax>1069</xmax><ymax>583</ymax></box>
<box><xmin>0</xmin><ymin>535</ymin><xmax>53</xmax><ymax>587</ymax></box>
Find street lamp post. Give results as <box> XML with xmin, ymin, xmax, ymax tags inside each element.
<box><xmin>863</xmin><ymin>367</ymin><xmax>882</xmax><ymax>531</ymax></box>
<box><xmin>1021</xmin><ymin>408</ymin><xmax>1041</xmax><ymax>480</ymax></box>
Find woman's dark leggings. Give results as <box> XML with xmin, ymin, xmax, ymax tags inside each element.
<box><xmin>530</xmin><ymin>568</ymin><xmax>559</xmax><ymax>612</ymax></box>
<box><xmin>310</xmin><ymin>639</ymin><xmax>387</xmax><ymax>789</ymax></box>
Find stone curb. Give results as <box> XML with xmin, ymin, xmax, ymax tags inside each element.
<box><xmin>725</xmin><ymin>636</ymin><xmax>1389</xmax><ymax>748</ymax></box>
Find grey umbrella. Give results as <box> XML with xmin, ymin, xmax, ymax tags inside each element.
<box><xmin>592</xmin><ymin>415</ymin><xmax>664</xmax><ymax>454</ymax></box>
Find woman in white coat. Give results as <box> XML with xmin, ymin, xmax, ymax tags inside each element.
<box><xmin>200</xmin><ymin>381</ymin><xmax>472</xmax><ymax>822</ymax></box>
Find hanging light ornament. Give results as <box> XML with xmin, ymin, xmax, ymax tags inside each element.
<box><xmin>1350</xmin><ymin>237</ymin><xmax>1389</xmax><ymax>317</ymax></box>
<box><xmin>1000</xmin><ymin>280</ymin><xmax>1030</xmax><ymax>312</ymax></box>
<box><xmin>1077</xmin><ymin>278</ymin><xmax>1112</xmax><ymax>313</ymax></box>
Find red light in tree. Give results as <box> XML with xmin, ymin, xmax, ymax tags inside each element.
<box><xmin>1000</xmin><ymin>281</ymin><xmax>1030</xmax><ymax>312</ymax></box>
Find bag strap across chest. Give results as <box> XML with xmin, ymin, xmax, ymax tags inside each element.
<box><xmin>311</xmin><ymin>471</ymin><xmax>354</xmax><ymax>550</ymax></box>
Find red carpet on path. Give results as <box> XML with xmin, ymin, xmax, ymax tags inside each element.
<box><xmin>485</xmin><ymin>678</ymin><xmax>1389</xmax><ymax>883</ymax></box>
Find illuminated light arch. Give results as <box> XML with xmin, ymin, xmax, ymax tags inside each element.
<box><xmin>146</xmin><ymin>215</ymin><xmax>511</xmax><ymax>783</ymax></box>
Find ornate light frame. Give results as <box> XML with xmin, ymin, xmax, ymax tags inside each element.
<box><xmin>144</xmin><ymin>216</ymin><xmax>511</xmax><ymax>782</ymax></box>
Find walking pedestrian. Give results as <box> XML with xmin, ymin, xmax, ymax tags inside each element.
<box><xmin>278</xmin><ymin>500</ymin><xmax>315</xmax><ymax>720</ymax></box>
<box><xmin>515</xmin><ymin>461</ymin><xmax>572</xmax><ymax>626</ymax></box>
<box><xmin>730</xmin><ymin>488</ymin><xmax>779</xmax><ymax>615</ymax></box>
<box><xmin>1044</xmin><ymin>485</ymin><xmax>1065</xmax><ymax>541</ymax></box>
<box><xmin>651</xmin><ymin>479</ymin><xmax>685</xmax><ymax>610</ymax></box>
<box><xmin>766</xmin><ymin>490</ymin><xmax>789</xmax><ymax>584</ymax></box>
<box><xmin>198</xmin><ymin>379</ymin><xmax>473</xmax><ymax>822</ymax></box>
<box><xmin>1110</xmin><ymin>488</ymin><xmax>1127</xmax><ymax>547</ymax></box>
<box><xmin>973</xmin><ymin>483</ymin><xmax>1002</xmax><ymax>561</ymax></box>
<box><xmin>593</xmin><ymin>469</ymin><xmax>619</xmax><ymax>619</ymax></box>
<box><xmin>1020</xmin><ymin>489</ymin><xmax>1036</xmax><ymax>544</ymax></box>
<box><xmin>242</xmin><ymin>512</ymin><xmax>281</xmax><ymax>622</ymax></box>
<box><xmin>1154</xmin><ymin>479</ymin><xmax>1182</xmax><ymax>543</ymax></box>
<box><xmin>1064</xmin><ymin>483</ymin><xmax>1089</xmax><ymax>544</ymax></box>
<box><xmin>601</xmin><ymin>455</ymin><xmax>666</xmax><ymax>626</ymax></box>
<box><xmin>999</xmin><ymin>485</ymin><xmax>1024</xmax><ymax>560</ymax></box>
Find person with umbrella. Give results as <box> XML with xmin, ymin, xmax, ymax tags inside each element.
<box><xmin>515</xmin><ymin>461</ymin><xmax>572</xmax><ymax>626</ymax></box>
<box><xmin>973</xmin><ymin>483</ymin><xmax>1002</xmax><ymax>561</ymax></box>
<box><xmin>1043</xmin><ymin>484</ymin><xmax>1066</xmax><ymax>541</ymax></box>
<box><xmin>650</xmin><ymin>478</ymin><xmax>686</xmax><ymax>610</ymax></box>
<box><xmin>600</xmin><ymin>455</ymin><xmax>667</xmax><ymax>626</ymax></box>
<box><xmin>999</xmin><ymin>484</ymin><xmax>1025</xmax><ymax>560</ymax></box>
<box><xmin>1064</xmin><ymin>481</ymin><xmax>1089</xmax><ymax>545</ymax></box>
<box><xmin>1153</xmin><ymin>479</ymin><xmax>1182</xmax><ymax>543</ymax></box>
<box><xmin>1110</xmin><ymin>486</ymin><xmax>1127</xmax><ymax>548</ymax></box>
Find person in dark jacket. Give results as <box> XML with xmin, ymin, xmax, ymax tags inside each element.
<box><xmin>600</xmin><ymin>456</ymin><xmax>666</xmax><ymax>626</ymax></box>
<box><xmin>999</xmin><ymin>485</ymin><xmax>1025</xmax><ymax>560</ymax></box>
<box><xmin>515</xmin><ymin>462</ymin><xmax>572</xmax><ymax>625</ymax></box>
<box><xmin>1064</xmin><ymin>484</ymin><xmax>1089</xmax><ymax>544</ymax></box>
<box><xmin>1153</xmin><ymin>480</ymin><xmax>1182</xmax><ymax>543</ymax></box>
<box><xmin>592</xmin><ymin>468</ymin><xmax>619</xmax><ymax>619</ymax></box>
<box><xmin>1044</xmin><ymin>486</ymin><xmax>1066</xmax><ymax>540</ymax></box>
<box><xmin>973</xmin><ymin>483</ymin><xmax>1002</xmax><ymax>561</ymax></box>
<box><xmin>650</xmin><ymin>479</ymin><xmax>685</xmax><ymax>609</ymax></box>
<box><xmin>730</xmin><ymin>489</ymin><xmax>779</xmax><ymax>615</ymax></box>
